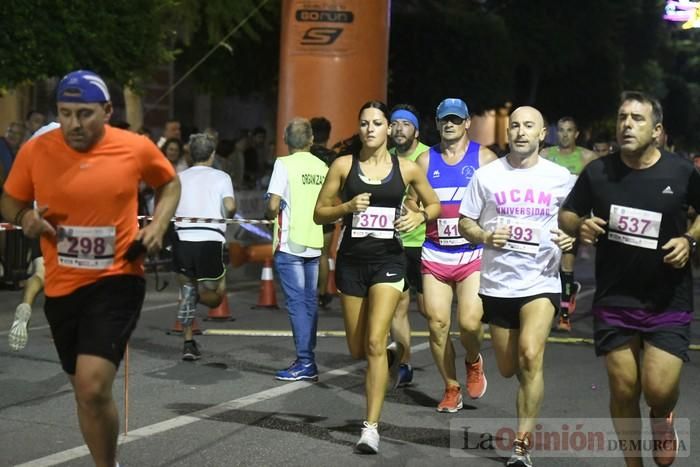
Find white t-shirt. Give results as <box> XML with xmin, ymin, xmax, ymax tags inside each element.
<box><xmin>175</xmin><ymin>166</ymin><xmax>235</xmax><ymax>242</ymax></box>
<box><xmin>459</xmin><ymin>157</ymin><xmax>571</xmax><ymax>297</ymax></box>
<box><xmin>267</xmin><ymin>159</ymin><xmax>321</xmax><ymax>258</ymax></box>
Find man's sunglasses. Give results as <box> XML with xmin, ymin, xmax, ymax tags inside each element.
<box><xmin>438</xmin><ymin>115</ymin><xmax>465</xmax><ymax>125</ymax></box>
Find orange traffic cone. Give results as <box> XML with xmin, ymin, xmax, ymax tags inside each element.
<box><xmin>326</xmin><ymin>257</ymin><xmax>337</xmax><ymax>295</ymax></box>
<box><xmin>169</xmin><ymin>317</ymin><xmax>202</xmax><ymax>335</ymax></box>
<box><xmin>206</xmin><ymin>294</ymin><xmax>234</xmax><ymax>321</ymax></box>
<box><xmin>254</xmin><ymin>258</ymin><xmax>278</xmax><ymax>308</ymax></box>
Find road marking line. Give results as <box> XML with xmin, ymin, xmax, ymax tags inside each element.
<box><xmin>0</xmin><ymin>285</ymin><xmax>257</xmax><ymax>337</ymax></box>
<box><xmin>15</xmin><ymin>342</ymin><xmax>430</xmax><ymax>466</ymax></box>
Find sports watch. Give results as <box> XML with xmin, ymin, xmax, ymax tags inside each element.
<box><xmin>682</xmin><ymin>233</ymin><xmax>697</xmax><ymax>253</ymax></box>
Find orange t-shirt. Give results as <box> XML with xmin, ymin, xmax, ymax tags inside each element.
<box><xmin>4</xmin><ymin>125</ymin><xmax>176</xmax><ymax>297</ymax></box>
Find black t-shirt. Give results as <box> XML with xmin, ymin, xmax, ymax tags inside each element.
<box><xmin>310</xmin><ymin>144</ymin><xmax>336</xmax><ymax>167</ymax></box>
<box><xmin>338</xmin><ymin>154</ymin><xmax>405</xmax><ymax>261</ymax></box>
<box><xmin>563</xmin><ymin>151</ymin><xmax>700</xmax><ymax>311</ymax></box>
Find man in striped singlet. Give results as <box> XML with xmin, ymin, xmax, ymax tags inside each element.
<box><xmin>417</xmin><ymin>98</ymin><xmax>497</xmax><ymax>412</ymax></box>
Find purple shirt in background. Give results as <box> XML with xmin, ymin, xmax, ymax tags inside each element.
<box><xmin>593</xmin><ymin>307</ymin><xmax>692</xmax><ymax>331</ymax></box>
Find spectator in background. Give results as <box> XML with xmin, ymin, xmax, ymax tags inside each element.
<box><xmin>309</xmin><ymin>117</ymin><xmax>337</xmax><ymax>308</ymax></box>
<box><xmin>161</xmin><ymin>138</ymin><xmax>188</xmax><ymax>173</ymax></box>
<box><xmin>204</xmin><ymin>128</ymin><xmax>221</xmax><ymax>170</ymax></box>
<box><xmin>24</xmin><ymin>110</ymin><xmax>47</xmax><ymax>139</ymax></box>
<box><xmin>157</xmin><ymin>119</ymin><xmax>181</xmax><ymax>148</ymax></box>
<box><xmin>310</xmin><ymin>117</ymin><xmax>336</xmax><ymax>166</ymax></box>
<box><xmin>229</xmin><ymin>136</ymin><xmax>247</xmax><ymax>190</ymax></box>
<box><xmin>244</xmin><ymin>126</ymin><xmax>268</xmax><ymax>186</ymax></box>
<box><xmin>332</xmin><ymin>133</ymin><xmax>362</xmax><ymax>157</ymax></box>
<box><xmin>137</xmin><ymin>126</ymin><xmax>153</xmax><ymax>141</ymax></box>
<box><xmin>215</xmin><ymin>138</ymin><xmax>245</xmax><ymax>190</ymax></box>
<box><xmin>591</xmin><ymin>132</ymin><xmax>614</xmax><ymax>158</ymax></box>
<box><xmin>0</xmin><ymin>122</ymin><xmax>26</xmax><ymax>185</ymax></box>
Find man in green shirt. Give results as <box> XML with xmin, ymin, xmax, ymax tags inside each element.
<box><xmin>541</xmin><ymin>116</ymin><xmax>596</xmax><ymax>331</ymax></box>
<box><xmin>388</xmin><ymin>104</ymin><xmax>429</xmax><ymax>386</ymax></box>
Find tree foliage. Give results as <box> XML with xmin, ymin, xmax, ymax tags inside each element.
<box><xmin>173</xmin><ymin>0</ymin><xmax>279</xmax><ymax>96</ymax></box>
<box><xmin>0</xmin><ymin>0</ymin><xmax>276</xmax><ymax>92</ymax></box>
<box><xmin>2</xmin><ymin>0</ymin><xmax>698</xmax><ymax>148</ymax></box>
<box><xmin>389</xmin><ymin>1</ymin><xmax>512</xmax><ymax>117</ymax></box>
<box><xmin>0</xmin><ymin>0</ymin><xmax>179</xmax><ymax>88</ymax></box>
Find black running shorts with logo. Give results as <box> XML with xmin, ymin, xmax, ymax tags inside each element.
<box><xmin>402</xmin><ymin>246</ymin><xmax>423</xmax><ymax>294</ymax></box>
<box><xmin>480</xmin><ymin>293</ymin><xmax>560</xmax><ymax>329</ymax></box>
<box><xmin>593</xmin><ymin>319</ymin><xmax>690</xmax><ymax>362</ymax></box>
<box><xmin>336</xmin><ymin>254</ymin><xmax>406</xmax><ymax>298</ymax></box>
<box><xmin>44</xmin><ymin>275</ymin><xmax>146</xmax><ymax>374</ymax></box>
<box><xmin>172</xmin><ymin>240</ymin><xmax>225</xmax><ymax>281</ymax></box>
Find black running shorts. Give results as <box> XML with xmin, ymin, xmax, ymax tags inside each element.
<box><xmin>480</xmin><ymin>293</ymin><xmax>560</xmax><ymax>330</ymax></box>
<box><xmin>335</xmin><ymin>255</ymin><xmax>405</xmax><ymax>298</ymax></box>
<box><xmin>44</xmin><ymin>275</ymin><xmax>146</xmax><ymax>374</ymax></box>
<box><xmin>172</xmin><ymin>240</ymin><xmax>225</xmax><ymax>281</ymax></box>
<box><xmin>594</xmin><ymin>319</ymin><xmax>690</xmax><ymax>362</ymax></box>
<box><xmin>402</xmin><ymin>246</ymin><xmax>423</xmax><ymax>294</ymax></box>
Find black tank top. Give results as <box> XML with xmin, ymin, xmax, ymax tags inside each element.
<box><xmin>338</xmin><ymin>153</ymin><xmax>406</xmax><ymax>261</ymax></box>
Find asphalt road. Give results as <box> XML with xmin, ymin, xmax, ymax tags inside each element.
<box><xmin>1</xmin><ymin>254</ymin><xmax>698</xmax><ymax>466</ymax></box>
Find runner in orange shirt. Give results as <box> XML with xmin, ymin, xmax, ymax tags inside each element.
<box><xmin>0</xmin><ymin>70</ymin><xmax>180</xmax><ymax>467</ymax></box>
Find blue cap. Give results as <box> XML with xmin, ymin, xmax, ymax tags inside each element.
<box><xmin>436</xmin><ymin>98</ymin><xmax>469</xmax><ymax>119</ymax></box>
<box><xmin>56</xmin><ymin>70</ymin><xmax>111</xmax><ymax>103</ymax></box>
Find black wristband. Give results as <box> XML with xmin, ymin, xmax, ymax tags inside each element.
<box><xmin>421</xmin><ymin>210</ymin><xmax>429</xmax><ymax>224</ymax></box>
<box><xmin>14</xmin><ymin>207</ymin><xmax>30</xmax><ymax>226</ymax></box>
<box><xmin>683</xmin><ymin>233</ymin><xmax>697</xmax><ymax>253</ymax></box>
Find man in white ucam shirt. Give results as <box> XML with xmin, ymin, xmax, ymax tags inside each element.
<box><xmin>458</xmin><ymin>106</ymin><xmax>574</xmax><ymax>467</ymax></box>
<box><xmin>172</xmin><ymin>133</ymin><xmax>236</xmax><ymax>361</ymax></box>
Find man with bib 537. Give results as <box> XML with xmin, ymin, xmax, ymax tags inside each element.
<box><xmin>560</xmin><ymin>91</ymin><xmax>700</xmax><ymax>467</ymax></box>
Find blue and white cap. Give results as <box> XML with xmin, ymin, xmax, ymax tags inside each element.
<box><xmin>436</xmin><ymin>98</ymin><xmax>469</xmax><ymax>119</ymax></box>
<box><xmin>56</xmin><ymin>70</ymin><xmax>111</xmax><ymax>103</ymax></box>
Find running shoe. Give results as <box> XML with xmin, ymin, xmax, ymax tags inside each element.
<box><xmin>177</xmin><ymin>283</ymin><xmax>198</xmax><ymax>325</ymax></box>
<box><xmin>437</xmin><ymin>385</ymin><xmax>463</xmax><ymax>413</ymax></box>
<box><xmin>275</xmin><ymin>360</ymin><xmax>319</xmax><ymax>381</ymax></box>
<box><xmin>650</xmin><ymin>410</ymin><xmax>678</xmax><ymax>467</ymax></box>
<box><xmin>318</xmin><ymin>293</ymin><xmax>333</xmax><ymax>309</ymax></box>
<box><xmin>8</xmin><ymin>303</ymin><xmax>31</xmax><ymax>351</ymax></box>
<box><xmin>386</xmin><ymin>341</ymin><xmax>404</xmax><ymax>390</ymax></box>
<box><xmin>506</xmin><ymin>437</ymin><xmax>533</xmax><ymax>467</ymax></box>
<box><xmin>557</xmin><ymin>316</ymin><xmax>572</xmax><ymax>332</ymax></box>
<box><xmin>569</xmin><ymin>281</ymin><xmax>582</xmax><ymax>315</ymax></box>
<box><xmin>355</xmin><ymin>421</ymin><xmax>379</xmax><ymax>454</ymax></box>
<box><xmin>182</xmin><ymin>339</ymin><xmax>201</xmax><ymax>361</ymax></box>
<box><xmin>397</xmin><ymin>363</ymin><xmax>413</xmax><ymax>387</ymax></box>
<box><xmin>466</xmin><ymin>353</ymin><xmax>487</xmax><ymax>399</ymax></box>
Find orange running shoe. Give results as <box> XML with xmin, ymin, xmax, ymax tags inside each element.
<box><xmin>466</xmin><ymin>354</ymin><xmax>488</xmax><ymax>399</ymax></box>
<box><xmin>437</xmin><ymin>385</ymin><xmax>463</xmax><ymax>413</ymax></box>
<box><xmin>557</xmin><ymin>316</ymin><xmax>572</xmax><ymax>332</ymax></box>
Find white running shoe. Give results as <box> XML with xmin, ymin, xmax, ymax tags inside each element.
<box><xmin>9</xmin><ymin>303</ymin><xmax>31</xmax><ymax>351</ymax></box>
<box><xmin>355</xmin><ymin>421</ymin><xmax>379</xmax><ymax>454</ymax></box>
